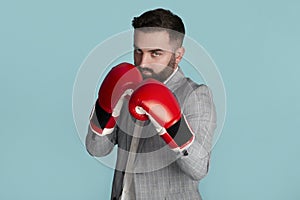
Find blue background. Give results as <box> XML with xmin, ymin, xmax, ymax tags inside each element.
<box><xmin>1</xmin><ymin>0</ymin><xmax>299</xmax><ymax>199</ymax></box>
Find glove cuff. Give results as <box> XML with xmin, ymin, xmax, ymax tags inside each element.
<box><xmin>89</xmin><ymin>102</ymin><xmax>115</xmax><ymax>136</ymax></box>
<box><xmin>163</xmin><ymin>115</ymin><xmax>195</xmax><ymax>151</ymax></box>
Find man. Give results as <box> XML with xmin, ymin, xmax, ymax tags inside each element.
<box><xmin>86</xmin><ymin>8</ymin><xmax>217</xmax><ymax>200</ymax></box>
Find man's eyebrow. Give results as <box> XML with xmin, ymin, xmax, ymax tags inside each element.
<box><xmin>149</xmin><ymin>49</ymin><xmax>164</xmax><ymax>52</ymax></box>
<box><xmin>133</xmin><ymin>45</ymin><xmax>164</xmax><ymax>52</ymax></box>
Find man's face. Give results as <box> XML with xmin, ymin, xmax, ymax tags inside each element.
<box><xmin>133</xmin><ymin>30</ymin><xmax>183</xmax><ymax>82</ymax></box>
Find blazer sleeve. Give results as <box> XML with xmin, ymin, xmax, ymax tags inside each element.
<box><xmin>85</xmin><ymin>124</ymin><xmax>118</xmax><ymax>157</ymax></box>
<box><xmin>175</xmin><ymin>84</ymin><xmax>217</xmax><ymax>180</ymax></box>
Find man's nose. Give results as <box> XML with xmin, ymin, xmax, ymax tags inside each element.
<box><xmin>139</xmin><ymin>54</ymin><xmax>151</xmax><ymax>68</ymax></box>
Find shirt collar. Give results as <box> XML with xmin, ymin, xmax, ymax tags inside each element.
<box><xmin>163</xmin><ymin>67</ymin><xmax>179</xmax><ymax>84</ymax></box>
<box><xmin>164</xmin><ymin>67</ymin><xmax>186</xmax><ymax>92</ymax></box>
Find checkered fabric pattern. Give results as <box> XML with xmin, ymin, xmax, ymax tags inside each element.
<box><xmin>86</xmin><ymin>68</ymin><xmax>217</xmax><ymax>200</ymax></box>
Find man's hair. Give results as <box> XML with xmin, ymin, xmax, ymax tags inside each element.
<box><xmin>132</xmin><ymin>8</ymin><xmax>185</xmax><ymax>47</ymax></box>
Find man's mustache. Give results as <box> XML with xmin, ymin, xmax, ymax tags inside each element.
<box><xmin>137</xmin><ymin>66</ymin><xmax>154</xmax><ymax>74</ymax></box>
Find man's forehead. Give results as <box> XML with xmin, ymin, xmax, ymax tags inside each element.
<box><xmin>133</xmin><ymin>30</ymin><xmax>174</xmax><ymax>51</ymax></box>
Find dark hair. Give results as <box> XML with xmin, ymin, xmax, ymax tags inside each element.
<box><xmin>132</xmin><ymin>8</ymin><xmax>185</xmax><ymax>46</ymax></box>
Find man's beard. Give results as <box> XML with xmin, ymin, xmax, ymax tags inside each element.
<box><xmin>136</xmin><ymin>55</ymin><xmax>176</xmax><ymax>82</ymax></box>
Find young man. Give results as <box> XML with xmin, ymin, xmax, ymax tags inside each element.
<box><xmin>86</xmin><ymin>8</ymin><xmax>217</xmax><ymax>200</ymax></box>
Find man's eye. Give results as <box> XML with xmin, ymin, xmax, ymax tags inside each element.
<box><xmin>135</xmin><ymin>49</ymin><xmax>142</xmax><ymax>54</ymax></box>
<box><xmin>152</xmin><ymin>51</ymin><xmax>162</xmax><ymax>57</ymax></box>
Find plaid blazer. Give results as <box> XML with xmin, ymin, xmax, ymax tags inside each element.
<box><xmin>86</xmin><ymin>68</ymin><xmax>217</xmax><ymax>200</ymax></box>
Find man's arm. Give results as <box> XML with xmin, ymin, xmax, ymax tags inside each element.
<box><xmin>175</xmin><ymin>85</ymin><xmax>217</xmax><ymax>180</ymax></box>
<box><xmin>85</xmin><ymin>125</ymin><xmax>117</xmax><ymax>157</ymax></box>
<box><xmin>85</xmin><ymin>62</ymin><xmax>142</xmax><ymax>157</ymax></box>
<box><xmin>128</xmin><ymin>79</ymin><xmax>216</xmax><ymax>179</ymax></box>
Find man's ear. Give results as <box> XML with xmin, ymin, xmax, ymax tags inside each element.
<box><xmin>175</xmin><ymin>47</ymin><xmax>185</xmax><ymax>65</ymax></box>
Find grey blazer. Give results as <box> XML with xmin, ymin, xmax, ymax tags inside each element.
<box><xmin>86</xmin><ymin>68</ymin><xmax>217</xmax><ymax>200</ymax></box>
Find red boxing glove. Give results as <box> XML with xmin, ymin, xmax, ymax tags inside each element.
<box><xmin>89</xmin><ymin>63</ymin><xmax>143</xmax><ymax>136</ymax></box>
<box><xmin>128</xmin><ymin>79</ymin><xmax>195</xmax><ymax>152</ymax></box>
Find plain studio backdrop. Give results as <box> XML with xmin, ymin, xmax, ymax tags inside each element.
<box><xmin>1</xmin><ymin>0</ymin><xmax>299</xmax><ymax>199</ymax></box>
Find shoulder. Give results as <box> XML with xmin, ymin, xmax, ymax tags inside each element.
<box><xmin>174</xmin><ymin>77</ymin><xmax>211</xmax><ymax>102</ymax></box>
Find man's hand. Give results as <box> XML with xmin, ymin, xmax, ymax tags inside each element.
<box><xmin>89</xmin><ymin>63</ymin><xmax>143</xmax><ymax>136</ymax></box>
<box><xmin>128</xmin><ymin>78</ymin><xmax>195</xmax><ymax>152</ymax></box>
